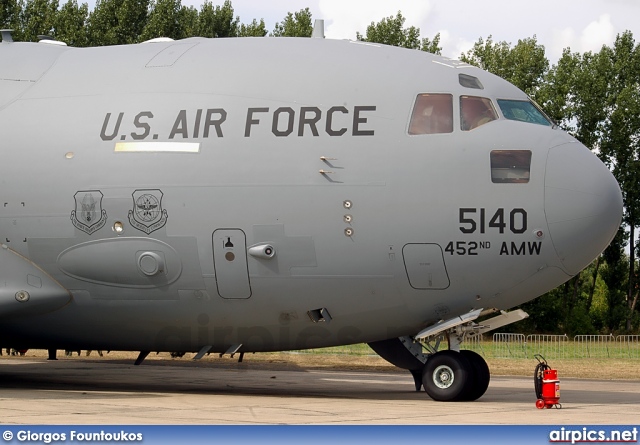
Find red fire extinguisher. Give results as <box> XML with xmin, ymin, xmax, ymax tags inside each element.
<box><xmin>534</xmin><ymin>354</ymin><xmax>561</xmax><ymax>409</ymax></box>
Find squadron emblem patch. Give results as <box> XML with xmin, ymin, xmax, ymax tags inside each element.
<box><xmin>71</xmin><ymin>190</ymin><xmax>107</xmax><ymax>235</ymax></box>
<box><xmin>128</xmin><ymin>189</ymin><xmax>168</xmax><ymax>234</ymax></box>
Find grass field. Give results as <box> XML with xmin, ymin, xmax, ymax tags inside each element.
<box><xmin>2</xmin><ymin>345</ymin><xmax>639</xmax><ymax>380</ymax></box>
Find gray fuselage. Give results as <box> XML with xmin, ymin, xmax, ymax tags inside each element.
<box><xmin>0</xmin><ymin>37</ymin><xmax>622</xmax><ymax>353</ymax></box>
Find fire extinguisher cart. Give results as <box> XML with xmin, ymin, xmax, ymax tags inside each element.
<box><xmin>534</xmin><ymin>354</ymin><xmax>561</xmax><ymax>409</ymax></box>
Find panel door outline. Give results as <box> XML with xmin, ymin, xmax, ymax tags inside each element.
<box><xmin>212</xmin><ymin>228</ymin><xmax>252</xmax><ymax>299</ymax></box>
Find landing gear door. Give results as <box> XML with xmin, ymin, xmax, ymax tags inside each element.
<box><xmin>402</xmin><ymin>243</ymin><xmax>450</xmax><ymax>290</ymax></box>
<box><xmin>212</xmin><ymin>229</ymin><xmax>252</xmax><ymax>299</ymax></box>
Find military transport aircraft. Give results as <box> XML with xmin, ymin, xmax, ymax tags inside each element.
<box><xmin>0</xmin><ymin>22</ymin><xmax>622</xmax><ymax>402</ymax></box>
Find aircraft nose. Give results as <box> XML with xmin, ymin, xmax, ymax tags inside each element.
<box><xmin>544</xmin><ymin>142</ymin><xmax>623</xmax><ymax>275</ymax></box>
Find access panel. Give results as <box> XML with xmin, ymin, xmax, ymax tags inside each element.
<box><xmin>212</xmin><ymin>229</ymin><xmax>251</xmax><ymax>299</ymax></box>
<box><xmin>402</xmin><ymin>243</ymin><xmax>450</xmax><ymax>290</ymax></box>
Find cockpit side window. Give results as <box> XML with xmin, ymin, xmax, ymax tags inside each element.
<box><xmin>409</xmin><ymin>94</ymin><xmax>453</xmax><ymax>135</ymax></box>
<box><xmin>460</xmin><ymin>96</ymin><xmax>498</xmax><ymax>131</ymax></box>
<box><xmin>490</xmin><ymin>150</ymin><xmax>532</xmax><ymax>183</ymax></box>
<box><xmin>497</xmin><ymin>99</ymin><xmax>553</xmax><ymax>126</ymax></box>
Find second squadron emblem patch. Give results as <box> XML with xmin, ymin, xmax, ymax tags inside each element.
<box><xmin>128</xmin><ymin>189</ymin><xmax>168</xmax><ymax>234</ymax></box>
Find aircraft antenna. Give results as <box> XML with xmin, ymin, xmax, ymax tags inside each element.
<box><xmin>312</xmin><ymin>20</ymin><xmax>325</xmax><ymax>39</ymax></box>
<box><xmin>1</xmin><ymin>29</ymin><xmax>14</xmax><ymax>43</ymax></box>
<box><xmin>37</xmin><ymin>34</ymin><xmax>67</xmax><ymax>46</ymax></box>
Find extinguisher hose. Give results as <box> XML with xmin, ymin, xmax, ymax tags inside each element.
<box><xmin>534</xmin><ymin>361</ymin><xmax>550</xmax><ymax>399</ymax></box>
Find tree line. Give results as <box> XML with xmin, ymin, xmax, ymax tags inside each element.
<box><xmin>0</xmin><ymin>0</ymin><xmax>320</xmax><ymax>45</ymax></box>
<box><xmin>2</xmin><ymin>1</ymin><xmax>639</xmax><ymax>334</ymax></box>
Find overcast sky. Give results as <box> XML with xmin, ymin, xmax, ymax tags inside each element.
<box><xmin>172</xmin><ymin>0</ymin><xmax>640</xmax><ymax>63</ymax></box>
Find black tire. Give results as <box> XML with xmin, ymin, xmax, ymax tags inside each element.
<box><xmin>460</xmin><ymin>350</ymin><xmax>490</xmax><ymax>401</ymax></box>
<box><xmin>422</xmin><ymin>350</ymin><xmax>473</xmax><ymax>401</ymax></box>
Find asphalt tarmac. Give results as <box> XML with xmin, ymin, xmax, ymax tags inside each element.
<box><xmin>1</xmin><ymin>357</ymin><xmax>639</xmax><ymax>424</ymax></box>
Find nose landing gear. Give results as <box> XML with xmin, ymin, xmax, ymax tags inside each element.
<box><xmin>368</xmin><ymin>336</ymin><xmax>491</xmax><ymax>401</ymax></box>
<box><xmin>368</xmin><ymin>309</ymin><xmax>527</xmax><ymax>401</ymax></box>
<box><xmin>422</xmin><ymin>349</ymin><xmax>490</xmax><ymax>401</ymax></box>
<box><xmin>422</xmin><ymin>350</ymin><xmax>470</xmax><ymax>401</ymax></box>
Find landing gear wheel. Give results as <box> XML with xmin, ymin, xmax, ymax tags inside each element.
<box><xmin>460</xmin><ymin>350</ymin><xmax>490</xmax><ymax>401</ymax></box>
<box><xmin>422</xmin><ymin>350</ymin><xmax>472</xmax><ymax>401</ymax></box>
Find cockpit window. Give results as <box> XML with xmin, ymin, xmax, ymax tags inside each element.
<box><xmin>490</xmin><ymin>150</ymin><xmax>532</xmax><ymax>183</ymax></box>
<box><xmin>409</xmin><ymin>94</ymin><xmax>453</xmax><ymax>135</ymax></box>
<box><xmin>497</xmin><ymin>99</ymin><xmax>553</xmax><ymax>126</ymax></box>
<box><xmin>458</xmin><ymin>74</ymin><xmax>484</xmax><ymax>89</ymax></box>
<box><xmin>460</xmin><ymin>96</ymin><xmax>498</xmax><ymax>131</ymax></box>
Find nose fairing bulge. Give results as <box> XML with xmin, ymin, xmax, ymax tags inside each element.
<box><xmin>544</xmin><ymin>142</ymin><xmax>623</xmax><ymax>276</ymax></box>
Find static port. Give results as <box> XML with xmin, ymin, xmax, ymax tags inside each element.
<box><xmin>15</xmin><ymin>290</ymin><xmax>30</xmax><ymax>302</ymax></box>
<box><xmin>113</xmin><ymin>221</ymin><xmax>124</xmax><ymax>234</ymax></box>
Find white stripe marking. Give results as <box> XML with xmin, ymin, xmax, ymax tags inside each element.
<box><xmin>114</xmin><ymin>142</ymin><xmax>200</xmax><ymax>153</ymax></box>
